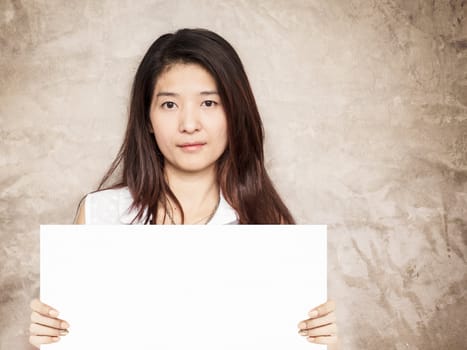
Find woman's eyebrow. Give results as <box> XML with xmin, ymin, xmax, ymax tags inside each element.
<box><xmin>156</xmin><ymin>91</ymin><xmax>179</xmax><ymax>97</ymax></box>
<box><xmin>199</xmin><ymin>91</ymin><xmax>219</xmax><ymax>95</ymax></box>
<box><xmin>155</xmin><ymin>91</ymin><xmax>219</xmax><ymax>97</ymax></box>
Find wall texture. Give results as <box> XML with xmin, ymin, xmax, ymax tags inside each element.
<box><xmin>1</xmin><ymin>0</ymin><xmax>466</xmax><ymax>349</ymax></box>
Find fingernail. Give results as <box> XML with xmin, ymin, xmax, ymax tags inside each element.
<box><xmin>49</xmin><ymin>309</ymin><xmax>59</xmax><ymax>317</ymax></box>
<box><xmin>52</xmin><ymin>337</ymin><xmax>60</xmax><ymax>342</ymax></box>
<box><xmin>61</xmin><ymin>321</ymin><xmax>69</xmax><ymax>329</ymax></box>
<box><xmin>299</xmin><ymin>330</ymin><xmax>308</xmax><ymax>336</ymax></box>
<box><xmin>308</xmin><ymin>310</ymin><xmax>318</xmax><ymax>318</ymax></box>
<box><xmin>59</xmin><ymin>330</ymin><xmax>68</xmax><ymax>336</ymax></box>
<box><xmin>299</xmin><ymin>322</ymin><xmax>307</xmax><ymax>329</ymax></box>
<box><xmin>307</xmin><ymin>337</ymin><xmax>315</xmax><ymax>343</ymax></box>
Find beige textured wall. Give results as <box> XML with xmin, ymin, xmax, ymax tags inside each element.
<box><xmin>1</xmin><ymin>1</ymin><xmax>466</xmax><ymax>349</ymax></box>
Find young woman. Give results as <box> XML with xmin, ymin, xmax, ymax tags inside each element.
<box><xmin>29</xmin><ymin>28</ymin><xmax>338</xmax><ymax>347</ymax></box>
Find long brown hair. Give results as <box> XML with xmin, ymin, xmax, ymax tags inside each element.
<box><xmin>96</xmin><ymin>28</ymin><xmax>294</xmax><ymax>224</ymax></box>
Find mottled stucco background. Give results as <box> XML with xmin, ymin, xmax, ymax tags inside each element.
<box><xmin>1</xmin><ymin>0</ymin><xmax>466</xmax><ymax>349</ymax></box>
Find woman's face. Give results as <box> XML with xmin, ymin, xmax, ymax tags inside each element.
<box><xmin>149</xmin><ymin>63</ymin><xmax>228</xmax><ymax>175</ymax></box>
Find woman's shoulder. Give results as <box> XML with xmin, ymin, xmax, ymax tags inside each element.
<box><xmin>84</xmin><ymin>186</ymin><xmax>143</xmax><ymax>224</ymax></box>
<box><xmin>83</xmin><ymin>187</ymin><xmax>238</xmax><ymax>225</ymax></box>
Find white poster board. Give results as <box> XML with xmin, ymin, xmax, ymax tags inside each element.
<box><xmin>40</xmin><ymin>225</ymin><xmax>327</xmax><ymax>349</ymax></box>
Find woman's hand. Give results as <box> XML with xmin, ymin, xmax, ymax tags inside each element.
<box><xmin>297</xmin><ymin>300</ymin><xmax>338</xmax><ymax>347</ymax></box>
<box><xmin>29</xmin><ymin>298</ymin><xmax>70</xmax><ymax>348</ymax></box>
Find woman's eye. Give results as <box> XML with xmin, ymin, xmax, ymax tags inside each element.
<box><xmin>162</xmin><ymin>101</ymin><xmax>176</xmax><ymax>109</ymax></box>
<box><xmin>202</xmin><ymin>100</ymin><xmax>217</xmax><ymax>107</ymax></box>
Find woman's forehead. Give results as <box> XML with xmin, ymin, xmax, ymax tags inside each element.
<box><xmin>155</xmin><ymin>63</ymin><xmax>217</xmax><ymax>92</ymax></box>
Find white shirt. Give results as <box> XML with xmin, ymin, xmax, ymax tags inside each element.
<box><xmin>84</xmin><ymin>187</ymin><xmax>238</xmax><ymax>225</ymax></box>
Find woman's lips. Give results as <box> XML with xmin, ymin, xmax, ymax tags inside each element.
<box><xmin>178</xmin><ymin>142</ymin><xmax>206</xmax><ymax>152</ymax></box>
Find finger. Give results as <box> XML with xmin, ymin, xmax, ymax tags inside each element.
<box><xmin>307</xmin><ymin>335</ymin><xmax>338</xmax><ymax>345</ymax></box>
<box><xmin>29</xmin><ymin>335</ymin><xmax>60</xmax><ymax>347</ymax></box>
<box><xmin>31</xmin><ymin>311</ymin><xmax>69</xmax><ymax>330</ymax></box>
<box><xmin>308</xmin><ymin>300</ymin><xmax>336</xmax><ymax>318</ymax></box>
<box><xmin>299</xmin><ymin>323</ymin><xmax>337</xmax><ymax>337</ymax></box>
<box><xmin>30</xmin><ymin>298</ymin><xmax>59</xmax><ymax>317</ymax></box>
<box><xmin>29</xmin><ymin>323</ymin><xmax>69</xmax><ymax>337</ymax></box>
<box><xmin>298</xmin><ymin>311</ymin><xmax>336</xmax><ymax>330</ymax></box>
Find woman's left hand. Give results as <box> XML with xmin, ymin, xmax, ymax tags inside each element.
<box><xmin>297</xmin><ymin>300</ymin><xmax>338</xmax><ymax>347</ymax></box>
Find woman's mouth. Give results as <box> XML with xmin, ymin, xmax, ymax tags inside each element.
<box><xmin>178</xmin><ymin>142</ymin><xmax>206</xmax><ymax>152</ymax></box>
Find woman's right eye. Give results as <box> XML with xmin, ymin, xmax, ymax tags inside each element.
<box><xmin>162</xmin><ymin>101</ymin><xmax>176</xmax><ymax>109</ymax></box>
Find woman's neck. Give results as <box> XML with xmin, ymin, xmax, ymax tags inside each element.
<box><xmin>163</xmin><ymin>165</ymin><xmax>219</xmax><ymax>224</ymax></box>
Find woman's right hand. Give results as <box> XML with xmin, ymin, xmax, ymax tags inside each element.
<box><xmin>29</xmin><ymin>298</ymin><xmax>70</xmax><ymax>348</ymax></box>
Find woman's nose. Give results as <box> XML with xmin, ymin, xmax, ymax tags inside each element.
<box><xmin>179</xmin><ymin>105</ymin><xmax>201</xmax><ymax>133</ymax></box>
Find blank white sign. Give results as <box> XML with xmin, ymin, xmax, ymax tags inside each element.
<box><xmin>40</xmin><ymin>225</ymin><xmax>327</xmax><ymax>349</ymax></box>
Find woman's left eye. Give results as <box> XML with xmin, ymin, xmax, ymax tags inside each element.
<box><xmin>202</xmin><ymin>100</ymin><xmax>217</xmax><ymax>107</ymax></box>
